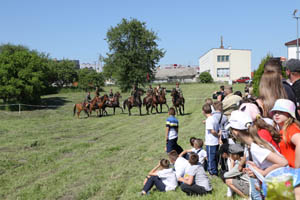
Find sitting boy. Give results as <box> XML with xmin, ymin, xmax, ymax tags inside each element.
<box><xmin>178</xmin><ymin>153</ymin><xmax>212</xmax><ymax>196</ymax></box>
<box><xmin>224</xmin><ymin>144</ymin><xmax>249</xmax><ymax>199</ymax></box>
<box><xmin>141</xmin><ymin>159</ymin><xmax>177</xmax><ymax>195</ymax></box>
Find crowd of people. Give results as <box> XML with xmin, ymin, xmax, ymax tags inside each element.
<box><xmin>140</xmin><ymin>58</ymin><xmax>300</xmax><ymax>199</ymax></box>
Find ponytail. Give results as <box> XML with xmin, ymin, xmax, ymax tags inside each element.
<box><xmin>282</xmin><ymin>118</ymin><xmax>300</xmax><ymax>144</ymax></box>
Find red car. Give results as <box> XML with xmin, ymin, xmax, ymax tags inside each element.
<box><xmin>233</xmin><ymin>76</ymin><xmax>250</xmax><ymax>83</ymax></box>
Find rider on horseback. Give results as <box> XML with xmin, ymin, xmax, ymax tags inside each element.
<box><xmin>95</xmin><ymin>87</ymin><xmax>100</xmax><ymax>97</ymax></box>
<box><xmin>147</xmin><ymin>85</ymin><xmax>153</xmax><ymax>95</ymax></box>
<box><xmin>83</xmin><ymin>91</ymin><xmax>91</xmax><ymax>108</ymax></box>
<box><xmin>156</xmin><ymin>84</ymin><xmax>162</xmax><ymax>96</ymax></box>
<box><xmin>175</xmin><ymin>82</ymin><xmax>183</xmax><ymax>98</ymax></box>
<box><xmin>130</xmin><ymin>84</ymin><xmax>138</xmax><ymax>104</ymax></box>
<box><xmin>108</xmin><ymin>89</ymin><xmax>114</xmax><ymax>105</ymax></box>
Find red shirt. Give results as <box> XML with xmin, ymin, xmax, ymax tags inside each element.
<box><xmin>258</xmin><ymin>129</ymin><xmax>280</xmax><ymax>152</ymax></box>
<box><xmin>279</xmin><ymin>123</ymin><xmax>300</xmax><ymax>168</ymax></box>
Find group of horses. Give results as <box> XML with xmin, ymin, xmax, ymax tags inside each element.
<box><xmin>73</xmin><ymin>88</ymin><xmax>185</xmax><ymax>118</ymax></box>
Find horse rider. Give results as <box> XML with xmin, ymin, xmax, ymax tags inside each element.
<box><xmin>156</xmin><ymin>84</ymin><xmax>162</xmax><ymax>96</ymax></box>
<box><xmin>130</xmin><ymin>84</ymin><xmax>138</xmax><ymax>104</ymax></box>
<box><xmin>83</xmin><ymin>91</ymin><xmax>91</xmax><ymax>108</ymax></box>
<box><xmin>147</xmin><ymin>85</ymin><xmax>153</xmax><ymax>95</ymax></box>
<box><xmin>95</xmin><ymin>87</ymin><xmax>100</xmax><ymax>97</ymax></box>
<box><xmin>108</xmin><ymin>89</ymin><xmax>114</xmax><ymax>105</ymax></box>
<box><xmin>175</xmin><ymin>82</ymin><xmax>183</xmax><ymax>98</ymax></box>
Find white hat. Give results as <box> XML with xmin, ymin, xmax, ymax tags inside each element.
<box><xmin>225</xmin><ymin>110</ymin><xmax>253</xmax><ymax>130</ymax></box>
<box><xmin>270</xmin><ymin>99</ymin><xmax>296</xmax><ymax>119</ymax></box>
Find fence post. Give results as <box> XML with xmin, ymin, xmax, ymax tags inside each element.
<box><xmin>19</xmin><ymin>104</ymin><xmax>21</xmax><ymax>115</ymax></box>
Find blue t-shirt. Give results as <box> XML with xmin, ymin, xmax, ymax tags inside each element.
<box><xmin>166</xmin><ymin>115</ymin><xmax>178</xmax><ymax>140</ymax></box>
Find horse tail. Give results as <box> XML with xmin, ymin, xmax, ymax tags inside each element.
<box><xmin>123</xmin><ymin>99</ymin><xmax>127</xmax><ymax>109</ymax></box>
<box><xmin>73</xmin><ymin>104</ymin><xmax>77</xmax><ymax>116</ymax></box>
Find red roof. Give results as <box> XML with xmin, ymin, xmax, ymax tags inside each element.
<box><xmin>285</xmin><ymin>39</ymin><xmax>300</xmax><ymax>46</ymax></box>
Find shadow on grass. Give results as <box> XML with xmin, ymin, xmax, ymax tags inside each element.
<box><xmin>40</xmin><ymin>97</ymin><xmax>71</xmax><ymax>110</ymax></box>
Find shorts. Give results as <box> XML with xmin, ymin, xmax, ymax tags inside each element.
<box><xmin>232</xmin><ymin>179</ymin><xmax>250</xmax><ymax>196</ymax></box>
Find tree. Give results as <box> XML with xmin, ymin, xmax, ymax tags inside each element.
<box><xmin>252</xmin><ymin>54</ymin><xmax>272</xmax><ymax>96</ymax></box>
<box><xmin>48</xmin><ymin>59</ymin><xmax>78</xmax><ymax>88</ymax></box>
<box><xmin>103</xmin><ymin>18</ymin><xmax>165</xmax><ymax>91</ymax></box>
<box><xmin>77</xmin><ymin>68</ymin><xmax>105</xmax><ymax>90</ymax></box>
<box><xmin>0</xmin><ymin>44</ymin><xmax>49</xmax><ymax>103</ymax></box>
<box><xmin>198</xmin><ymin>72</ymin><xmax>213</xmax><ymax>83</ymax></box>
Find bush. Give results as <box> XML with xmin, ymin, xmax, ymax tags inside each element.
<box><xmin>198</xmin><ymin>72</ymin><xmax>213</xmax><ymax>83</ymax></box>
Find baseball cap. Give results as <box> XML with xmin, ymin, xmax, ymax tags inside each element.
<box><xmin>239</xmin><ymin>103</ymin><xmax>261</xmax><ymax>121</ymax></box>
<box><xmin>286</xmin><ymin>59</ymin><xmax>300</xmax><ymax>72</ymax></box>
<box><xmin>270</xmin><ymin>99</ymin><xmax>296</xmax><ymax>119</ymax></box>
<box><xmin>229</xmin><ymin>144</ymin><xmax>244</xmax><ymax>154</ymax></box>
<box><xmin>225</xmin><ymin>110</ymin><xmax>253</xmax><ymax>130</ymax></box>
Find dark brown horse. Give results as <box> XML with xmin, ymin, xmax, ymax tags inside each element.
<box><xmin>123</xmin><ymin>88</ymin><xmax>143</xmax><ymax>116</ymax></box>
<box><xmin>90</xmin><ymin>94</ymin><xmax>109</xmax><ymax>117</ymax></box>
<box><xmin>171</xmin><ymin>88</ymin><xmax>185</xmax><ymax>115</ymax></box>
<box><xmin>156</xmin><ymin>88</ymin><xmax>169</xmax><ymax>113</ymax></box>
<box><xmin>103</xmin><ymin>92</ymin><xmax>124</xmax><ymax>115</ymax></box>
<box><xmin>143</xmin><ymin>91</ymin><xmax>159</xmax><ymax>114</ymax></box>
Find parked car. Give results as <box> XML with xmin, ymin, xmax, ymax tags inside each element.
<box><xmin>233</xmin><ymin>76</ymin><xmax>250</xmax><ymax>83</ymax></box>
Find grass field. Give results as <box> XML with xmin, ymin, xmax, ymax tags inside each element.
<box><xmin>0</xmin><ymin>83</ymin><xmax>245</xmax><ymax>200</ymax></box>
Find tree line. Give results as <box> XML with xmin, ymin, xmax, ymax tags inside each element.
<box><xmin>0</xmin><ymin>44</ymin><xmax>104</xmax><ymax>104</ymax></box>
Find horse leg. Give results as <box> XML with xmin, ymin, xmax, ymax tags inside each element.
<box><xmin>156</xmin><ymin>104</ymin><xmax>159</xmax><ymax>114</ymax></box>
<box><xmin>113</xmin><ymin>107</ymin><xmax>115</xmax><ymax>115</ymax></box>
<box><xmin>175</xmin><ymin>106</ymin><xmax>178</xmax><ymax>116</ymax></box>
<box><xmin>160</xmin><ymin>103</ymin><xmax>162</xmax><ymax>113</ymax></box>
<box><xmin>128</xmin><ymin>105</ymin><xmax>131</xmax><ymax>116</ymax></box>
<box><xmin>150</xmin><ymin>105</ymin><xmax>153</xmax><ymax>114</ymax></box>
<box><xmin>139</xmin><ymin>105</ymin><xmax>142</xmax><ymax>116</ymax></box>
<box><xmin>182</xmin><ymin>104</ymin><xmax>185</xmax><ymax>115</ymax></box>
<box><xmin>165</xmin><ymin>103</ymin><xmax>169</xmax><ymax>111</ymax></box>
<box><xmin>179</xmin><ymin>106</ymin><xmax>183</xmax><ymax>115</ymax></box>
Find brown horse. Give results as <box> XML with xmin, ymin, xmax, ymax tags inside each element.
<box><xmin>171</xmin><ymin>88</ymin><xmax>185</xmax><ymax>115</ymax></box>
<box><xmin>123</xmin><ymin>88</ymin><xmax>143</xmax><ymax>116</ymax></box>
<box><xmin>90</xmin><ymin>94</ymin><xmax>109</xmax><ymax>117</ymax></box>
<box><xmin>143</xmin><ymin>91</ymin><xmax>159</xmax><ymax>114</ymax></box>
<box><xmin>73</xmin><ymin>103</ymin><xmax>90</xmax><ymax>118</ymax></box>
<box><xmin>103</xmin><ymin>92</ymin><xmax>124</xmax><ymax>115</ymax></box>
<box><xmin>157</xmin><ymin>88</ymin><xmax>169</xmax><ymax>113</ymax></box>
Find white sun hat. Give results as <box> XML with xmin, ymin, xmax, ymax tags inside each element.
<box><xmin>225</xmin><ymin>110</ymin><xmax>253</xmax><ymax>130</ymax></box>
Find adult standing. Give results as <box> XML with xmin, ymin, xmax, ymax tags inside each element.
<box><xmin>222</xmin><ymin>85</ymin><xmax>242</xmax><ymax>117</ymax></box>
<box><xmin>286</xmin><ymin>59</ymin><xmax>300</xmax><ymax>120</ymax></box>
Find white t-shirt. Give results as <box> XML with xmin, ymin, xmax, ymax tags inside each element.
<box><xmin>249</xmin><ymin>143</ymin><xmax>281</xmax><ymax>170</ymax></box>
<box><xmin>174</xmin><ymin>157</ymin><xmax>190</xmax><ymax>179</ymax></box>
<box><xmin>192</xmin><ymin>148</ymin><xmax>207</xmax><ymax>165</ymax></box>
<box><xmin>157</xmin><ymin>168</ymin><xmax>178</xmax><ymax>191</ymax></box>
<box><xmin>205</xmin><ymin>115</ymin><xmax>219</xmax><ymax>145</ymax></box>
<box><xmin>185</xmin><ymin>165</ymin><xmax>212</xmax><ymax>191</ymax></box>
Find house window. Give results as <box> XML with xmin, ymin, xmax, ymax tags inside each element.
<box><xmin>217</xmin><ymin>55</ymin><xmax>230</xmax><ymax>62</ymax></box>
<box><xmin>217</xmin><ymin>68</ymin><xmax>230</xmax><ymax>77</ymax></box>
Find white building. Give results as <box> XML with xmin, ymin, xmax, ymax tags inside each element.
<box><xmin>199</xmin><ymin>48</ymin><xmax>251</xmax><ymax>82</ymax></box>
<box><xmin>285</xmin><ymin>39</ymin><xmax>300</xmax><ymax>59</ymax></box>
<box><xmin>80</xmin><ymin>62</ymin><xmax>102</xmax><ymax>72</ymax></box>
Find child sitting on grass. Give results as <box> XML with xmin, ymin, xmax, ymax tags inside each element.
<box><xmin>179</xmin><ymin>139</ymin><xmax>207</xmax><ymax>169</ymax></box>
<box><xmin>141</xmin><ymin>159</ymin><xmax>177</xmax><ymax>195</ymax></box>
<box><xmin>178</xmin><ymin>153</ymin><xmax>212</xmax><ymax>196</ymax></box>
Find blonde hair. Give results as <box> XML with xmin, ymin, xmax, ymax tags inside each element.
<box><xmin>238</xmin><ymin>125</ymin><xmax>276</xmax><ymax>152</ymax></box>
<box><xmin>282</xmin><ymin>117</ymin><xmax>300</xmax><ymax>144</ymax></box>
<box><xmin>259</xmin><ymin>71</ymin><xmax>287</xmax><ymax>116</ymax></box>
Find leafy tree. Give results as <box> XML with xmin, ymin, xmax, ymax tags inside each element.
<box><xmin>0</xmin><ymin>44</ymin><xmax>49</xmax><ymax>103</ymax></box>
<box><xmin>103</xmin><ymin>18</ymin><xmax>165</xmax><ymax>91</ymax></box>
<box><xmin>198</xmin><ymin>72</ymin><xmax>213</xmax><ymax>83</ymax></box>
<box><xmin>48</xmin><ymin>59</ymin><xmax>78</xmax><ymax>87</ymax></box>
<box><xmin>252</xmin><ymin>54</ymin><xmax>272</xmax><ymax>96</ymax></box>
<box><xmin>77</xmin><ymin>68</ymin><xmax>104</xmax><ymax>90</ymax></box>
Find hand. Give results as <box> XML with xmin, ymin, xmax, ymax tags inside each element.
<box><xmin>244</xmin><ymin>168</ymin><xmax>256</xmax><ymax>178</ymax></box>
<box><xmin>164</xmin><ymin>147</ymin><xmax>167</xmax><ymax>152</ymax></box>
<box><xmin>202</xmin><ymin>120</ymin><xmax>206</xmax><ymax>124</ymax></box>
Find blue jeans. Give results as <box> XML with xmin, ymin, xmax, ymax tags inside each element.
<box><xmin>166</xmin><ymin>138</ymin><xmax>183</xmax><ymax>154</ymax></box>
<box><xmin>143</xmin><ymin>176</ymin><xmax>166</xmax><ymax>193</ymax></box>
<box><xmin>206</xmin><ymin>145</ymin><xmax>219</xmax><ymax>175</ymax></box>
<box><xmin>250</xmin><ymin>177</ymin><xmax>262</xmax><ymax>200</ymax></box>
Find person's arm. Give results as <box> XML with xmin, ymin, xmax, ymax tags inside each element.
<box><xmin>291</xmin><ymin>133</ymin><xmax>300</xmax><ymax>168</ymax></box>
<box><xmin>148</xmin><ymin>162</ymin><xmax>161</xmax><ymax>176</ymax></box>
<box><xmin>179</xmin><ymin>149</ymin><xmax>192</xmax><ymax>157</ymax></box>
<box><xmin>238</xmin><ymin>155</ymin><xmax>247</xmax><ymax>172</ymax></box>
<box><xmin>165</xmin><ymin>127</ymin><xmax>169</xmax><ymax>143</ymax></box>
<box><xmin>210</xmin><ymin>129</ymin><xmax>218</xmax><ymax>137</ymax></box>
<box><xmin>247</xmin><ymin>152</ymin><xmax>288</xmax><ymax>176</ymax></box>
<box><xmin>178</xmin><ymin>175</ymin><xmax>194</xmax><ymax>185</ymax></box>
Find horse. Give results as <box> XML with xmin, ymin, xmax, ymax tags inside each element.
<box><xmin>90</xmin><ymin>94</ymin><xmax>109</xmax><ymax>117</ymax></box>
<box><xmin>156</xmin><ymin>88</ymin><xmax>169</xmax><ymax>113</ymax></box>
<box><xmin>170</xmin><ymin>88</ymin><xmax>185</xmax><ymax>115</ymax></box>
<box><xmin>73</xmin><ymin>103</ymin><xmax>90</xmax><ymax>119</ymax></box>
<box><xmin>123</xmin><ymin>88</ymin><xmax>143</xmax><ymax>116</ymax></box>
<box><xmin>103</xmin><ymin>92</ymin><xmax>124</xmax><ymax>115</ymax></box>
<box><xmin>143</xmin><ymin>91</ymin><xmax>159</xmax><ymax>114</ymax></box>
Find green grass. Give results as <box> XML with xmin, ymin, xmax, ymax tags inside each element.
<box><xmin>0</xmin><ymin>83</ymin><xmax>245</xmax><ymax>200</ymax></box>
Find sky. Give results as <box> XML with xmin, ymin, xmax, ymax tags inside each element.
<box><xmin>1</xmin><ymin>0</ymin><xmax>300</xmax><ymax>70</ymax></box>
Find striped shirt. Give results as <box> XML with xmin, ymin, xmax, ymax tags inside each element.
<box><xmin>166</xmin><ymin>116</ymin><xmax>178</xmax><ymax>140</ymax></box>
